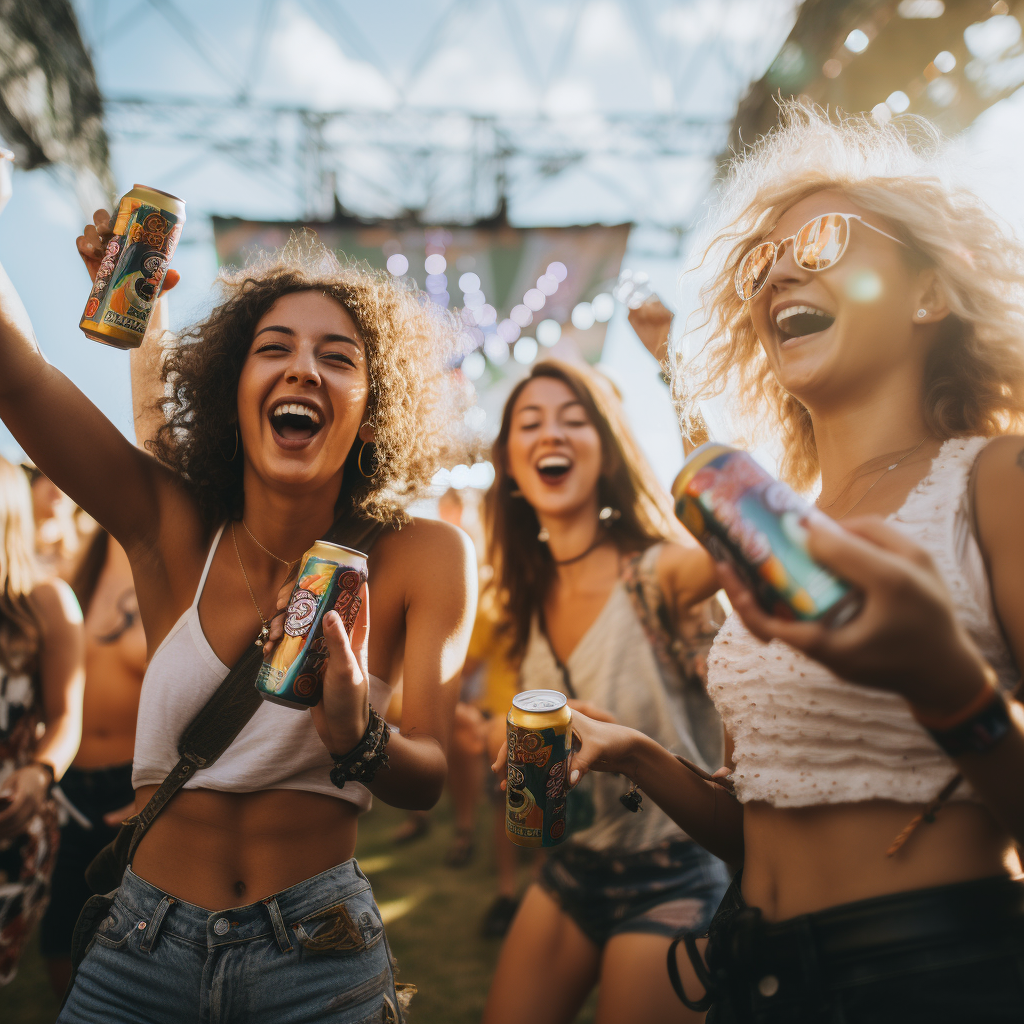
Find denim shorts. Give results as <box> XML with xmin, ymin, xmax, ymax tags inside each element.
<box><xmin>58</xmin><ymin>861</ymin><xmax>404</xmax><ymax>1024</ymax></box>
<box><xmin>540</xmin><ymin>838</ymin><xmax>730</xmax><ymax>947</ymax></box>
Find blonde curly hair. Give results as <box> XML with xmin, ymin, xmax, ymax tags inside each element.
<box><xmin>673</xmin><ymin>101</ymin><xmax>1024</xmax><ymax>491</ymax></box>
<box><xmin>152</xmin><ymin>234</ymin><xmax>474</xmax><ymax>525</ymax></box>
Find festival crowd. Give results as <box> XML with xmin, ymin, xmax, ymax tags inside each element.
<box><xmin>0</xmin><ymin>102</ymin><xmax>1023</xmax><ymax>1024</ymax></box>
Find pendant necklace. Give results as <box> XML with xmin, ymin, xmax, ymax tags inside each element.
<box><xmin>817</xmin><ymin>437</ymin><xmax>928</xmax><ymax>519</ymax></box>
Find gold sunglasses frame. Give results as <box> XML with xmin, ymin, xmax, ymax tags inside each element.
<box><xmin>734</xmin><ymin>213</ymin><xmax>908</xmax><ymax>301</ymax></box>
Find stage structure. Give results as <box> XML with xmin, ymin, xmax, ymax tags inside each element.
<box><xmin>212</xmin><ymin>211</ymin><xmax>629</xmax><ymax>409</ymax></box>
<box><xmin>730</xmin><ymin>0</ymin><xmax>1024</xmax><ymax>153</ymax></box>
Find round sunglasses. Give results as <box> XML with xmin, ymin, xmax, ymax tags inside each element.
<box><xmin>734</xmin><ymin>212</ymin><xmax>908</xmax><ymax>301</ymax></box>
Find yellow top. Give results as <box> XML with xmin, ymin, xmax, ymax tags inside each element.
<box><xmin>467</xmin><ymin>606</ymin><xmax>519</xmax><ymax>719</ymax></box>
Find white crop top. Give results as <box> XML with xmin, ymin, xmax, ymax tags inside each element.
<box><xmin>707</xmin><ymin>437</ymin><xmax>1018</xmax><ymax>808</ymax></box>
<box><xmin>132</xmin><ymin>525</ymin><xmax>394</xmax><ymax>811</ymax></box>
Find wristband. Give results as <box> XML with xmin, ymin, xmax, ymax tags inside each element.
<box><xmin>920</xmin><ymin>688</ymin><xmax>1012</xmax><ymax>758</ymax></box>
<box><xmin>329</xmin><ymin>706</ymin><xmax>391</xmax><ymax>789</ymax></box>
<box><xmin>32</xmin><ymin>761</ymin><xmax>56</xmax><ymax>794</ymax></box>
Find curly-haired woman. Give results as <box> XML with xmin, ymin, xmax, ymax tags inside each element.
<box><xmin>551</xmin><ymin>105</ymin><xmax>1024</xmax><ymax>1022</ymax></box>
<box><xmin>0</xmin><ymin>456</ymin><xmax>84</xmax><ymax>985</ymax></box>
<box><xmin>0</xmin><ymin>230</ymin><xmax>476</xmax><ymax>1021</ymax></box>
<box><xmin>482</xmin><ymin>360</ymin><xmax>730</xmax><ymax>1024</ymax></box>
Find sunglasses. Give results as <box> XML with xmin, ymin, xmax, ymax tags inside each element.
<box><xmin>734</xmin><ymin>212</ymin><xmax>908</xmax><ymax>301</ymax></box>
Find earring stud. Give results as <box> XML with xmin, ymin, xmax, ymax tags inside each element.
<box><xmin>917</xmin><ymin>309</ymin><xmax>927</xmax><ymax>318</ymax></box>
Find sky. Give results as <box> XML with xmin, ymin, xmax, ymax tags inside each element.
<box><xmin>2</xmin><ymin>1</ymin><xmax>1023</xmax><ymax>493</ymax></box>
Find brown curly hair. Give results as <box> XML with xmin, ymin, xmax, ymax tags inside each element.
<box><xmin>149</xmin><ymin>235</ymin><xmax>473</xmax><ymax>525</ymax></box>
<box><xmin>675</xmin><ymin>102</ymin><xmax>1024</xmax><ymax>491</ymax></box>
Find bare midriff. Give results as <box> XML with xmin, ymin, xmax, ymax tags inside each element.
<box><xmin>741</xmin><ymin>799</ymin><xmax>1019</xmax><ymax>922</ymax></box>
<box><xmin>131</xmin><ymin>786</ymin><xmax>360</xmax><ymax>911</ymax></box>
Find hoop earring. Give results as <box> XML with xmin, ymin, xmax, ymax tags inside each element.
<box><xmin>357</xmin><ymin>440</ymin><xmax>378</xmax><ymax>478</ymax></box>
<box><xmin>509</xmin><ymin>480</ymin><xmax>524</xmax><ymax>498</ymax></box>
<box><xmin>222</xmin><ymin>425</ymin><xmax>239</xmax><ymax>462</ymax></box>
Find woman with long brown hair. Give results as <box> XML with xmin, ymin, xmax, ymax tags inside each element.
<box><xmin>0</xmin><ymin>456</ymin><xmax>84</xmax><ymax>985</ymax></box>
<box><xmin>482</xmin><ymin>359</ymin><xmax>729</xmax><ymax>1024</ymax></box>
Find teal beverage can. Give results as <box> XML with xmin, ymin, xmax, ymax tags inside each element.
<box><xmin>506</xmin><ymin>689</ymin><xmax>572</xmax><ymax>848</ymax></box>
<box><xmin>672</xmin><ymin>443</ymin><xmax>861</xmax><ymax>626</ymax></box>
<box><xmin>256</xmin><ymin>541</ymin><xmax>368</xmax><ymax>710</ymax></box>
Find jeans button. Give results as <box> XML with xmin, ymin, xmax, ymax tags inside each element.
<box><xmin>214</xmin><ymin>918</ymin><xmax>230</xmax><ymax>936</ymax></box>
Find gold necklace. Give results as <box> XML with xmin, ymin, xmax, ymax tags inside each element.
<box><xmin>241</xmin><ymin>518</ymin><xmax>298</xmax><ymax>568</ymax></box>
<box><xmin>817</xmin><ymin>437</ymin><xmax>928</xmax><ymax>518</ymax></box>
<box><xmin>231</xmin><ymin>521</ymin><xmax>272</xmax><ymax>645</ymax></box>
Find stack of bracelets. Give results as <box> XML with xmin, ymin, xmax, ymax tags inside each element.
<box><xmin>912</xmin><ymin>670</ymin><xmax>1013</xmax><ymax>758</ymax></box>
<box><xmin>329</xmin><ymin>706</ymin><xmax>391</xmax><ymax>789</ymax></box>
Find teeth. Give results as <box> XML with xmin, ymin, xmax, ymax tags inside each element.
<box><xmin>537</xmin><ymin>455</ymin><xmax>571</xmax><ymax>470</ymax></box>
<box><xmin>272</xmin><ymin>402</ymin><xmax>321</xmax><ymax>424</ymax></box>
<box><xmin>775</xmin><ymin>305</ymin><xmax>831</xmax><ymax>328</ymax></box>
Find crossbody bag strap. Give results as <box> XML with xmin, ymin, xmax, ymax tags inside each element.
<box><xmin>126</xmin><ymin>513</ymin><xmax>389</xmax><ymax>860</ymax></box>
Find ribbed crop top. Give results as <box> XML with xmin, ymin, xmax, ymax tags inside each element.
<box><xmin>132</xmin><ymin>525</ymin><xmax>394</xmax><ymax>811</ymax></box>
<box><xmin>706</xmin><ymin>437</ymin><xmax>1018</xmax><ymax>807</ymax></box>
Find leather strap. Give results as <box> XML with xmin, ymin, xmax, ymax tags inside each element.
<box><xmin>125</xmin><ymin>514</ymin><xmax>387</xmax><ymax>862</ymax></box>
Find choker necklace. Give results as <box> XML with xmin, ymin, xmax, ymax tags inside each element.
<box><xmin>552</xmin><ymin>534</ymin><xmax>610</xmax><ymax>567</ymax></box>
<box><xmin>241</xmin><ymin>518</ymin><xmax>299</xmax><ymax>568</ymax></box>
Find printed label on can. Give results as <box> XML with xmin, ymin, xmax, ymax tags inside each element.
<box><xmin>506</xmin><ymin>723</ymin><xmax>569</xmax><ymax>846</ymax></box>
<box><xmin>82</xmin><ymin>198</ymin><xmax>182</xmax><ymax>343</ymax></box>
<box><xmin>680</xmin><ymin>450</ymin><xmax>851</xmax><ymax>621</ymax></box>
<box><xmin>255</xmin><ymin>555</ymin><xmax>366</xmax><ymax>708</ymax></box>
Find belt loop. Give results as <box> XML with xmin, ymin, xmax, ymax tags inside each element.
<box><xmin>139</xmin><ymin>896</ymin><xmax>175</xmax><ymax>953</ymax></box>
<box><xmin>263</xmin><ymin>896</ymin><xmax>293</xmax><ymax>953</ymax></box>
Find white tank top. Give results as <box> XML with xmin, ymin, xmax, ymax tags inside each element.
<box><xmin>132</xmin><ymin>525</ymin><xmax>394</xmax><ymax>810</ymax></box>
<box><xmin>707</xmin><ymin>437</ymin><xmax>1018</xmax><ymax>808</ymax></box>
<box><xmin>520</xmin><ymin>544</ymin><xmax>722</xmax><ymax>852</ymax></box>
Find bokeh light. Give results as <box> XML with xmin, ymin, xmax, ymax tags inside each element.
<box><xmin>934</xmin><ymin>50</ymin><xmax>956</xmax><ymax>73</ymax></box>
<box><xmin>458</xmin><ymin>272</ymin><xmax>481</xmax><ymax>292</ymax></box>
<box><xmin>591</xmin><ymin>293</ymin><xmax>614</xmax><ymax>322</ymax></box>
<box><xmin>461</xmin><ymin>350</ymin><xmax>486</xmax><ymax>380</ymax></box>
<box><xmin>463</xmin><ymin>289</ymin><xmax>485</xmax><ymax>309</ymax></box>
<box><xmin>844</xmin><ymin>29</ymin><xmax>869</xmax><ymax>54</ymax></box>
<box><xmin>871</xmin><ymin>103</ymin><xmax>892</xmax><ymax>123</ymax></box>
<box><xmin>484</xmin><ymin>334</ymin><xmax>509</xmax><ymax>364</ymax></box>
<box><xmin>536</xmin><ymin>319</ymin><xmax>561</xmax><ymax>346</ymax></box>
<box><xmin>510</xmin><ymin>304</ymin><xmax>533</xmax><ymax>327</ymax></box>
<box><xmin>513</xmin><ymin>336</ymin><xmax>539</xmax><ymax>364</ymax></box>
<box><xmin>386</xmin><ymin>253</ymin><xmax>409</xmax><ymax>276</ymax></box>
<box><xmin>536</xmin><ymin>274</ymin><xmax>558</xmax><ymax>296</ymax></box>
<box><xmin>571</xmin><ymin>302</ymin><xmax>596</xmax><ymax>330</ymax></box>
<box><xmin>523</xmin><ymin>288</ymin><xmax>546</xmax><ymax>311</ymax></box>
<box><xmin>497</xmin><ymin>318</ymin><xmax>521</xmax><ymax>343</ymax></box>
<box><xmin>846</xmin><ymin>269</ymin><xmax>883</xmax><ymax>303</ymax></box>
<box><xmin>426</xmin><ymin>273</ymin><xmax>448</xmax><ymax>292</ymax></box>
<box><xmin>475</xmin><ymin>304</ymin><xmax>497</xmax><ymax>327</ymax></box>
<box><xmin>886</xmin><ymin>91</ymin><xmax>910</xmax><ymax>113</ymax></box>
<box><xmin>424</xmin><ymin>253</ymin><xmax>447</xmax><ymax>274</ymax></box>
<box><xmin>546</xmin><ymin>261</ymin><xmax>568</xmax><ymax>282</ymax></box>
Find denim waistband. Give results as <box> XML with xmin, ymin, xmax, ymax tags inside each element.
<box><xmin>116</xmin><ymin>860</ymin><xmax>372</xmax><ymax>950</ymax></box>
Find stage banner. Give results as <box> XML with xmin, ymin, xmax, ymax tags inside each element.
<box><xmin>211</xmin><ymin>214</ymin><xmax>630</xmax><ymax>367</ymax></box>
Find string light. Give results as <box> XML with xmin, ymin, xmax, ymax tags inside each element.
<box><xmin>537</xmin><ymin>319</ymin><xmax>561</xmax><ymax>346</ymax></box>
<box><xmin>571</xmin><ymin>302</ymin><xmax>596</xmax><ymax>330</ymax></box>
<box><xmin>386</xmin><ymin>253</ymin><xmax>409</xmax><ymax>276</ymax></box>
<box><xmin>513</xmin><ymin>336</ymin><xmax>538</xmax><ymax>364</ymax></box>
<box><xmin>523</xmin><ymin>288</ymin><xmax>546</xmax><ymax>311</ymax></box>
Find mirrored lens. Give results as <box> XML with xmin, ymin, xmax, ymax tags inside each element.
<box><xmin>793</xmin><ymin>215</ymin><xmax>848</xmax><ymax>270</ymax></box>
<box><xmin>735</xmin><ymin>242</ymin><xmax>777</xmax><ymax>300</ymax></box>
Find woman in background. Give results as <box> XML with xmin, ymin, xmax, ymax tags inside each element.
<box><xmin>0</xmin><ymin>456</ymin><xmax>84</xmax><ymax>985</ymax></box>
<box><xmin>483</xmin><ymin>360</ymin><xmax>729</xmax><ymax>1024</ymax></box>
<box><xmin>40</xmin><ymin>528</ymin><xmax>145</xmax><ymax>994</ymax></box>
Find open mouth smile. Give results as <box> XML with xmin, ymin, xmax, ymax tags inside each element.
<box><xmin>269</xmin><ymin>400</ymin><xmax>324</xmax><ymax>444</ymax></box>
<box><xmin>536</xmin><ymin>454</ymin><xmax>572</xmax><ymax>483</ymax></box>
<box><xmin>775</xmin><ymin>304</ymin><xmax>836</xmax><ymax>341</ymax></box>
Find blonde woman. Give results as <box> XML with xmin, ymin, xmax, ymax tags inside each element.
<box><xmin>0</xmin><ymin>235</ymin><xmax>475</xmax><ymax>1021</ymax></box>
<box><xmin>0</xmin><ymin>457</ymin><xmax>84</xmax><ymax>984</ymax></box>
<box><xmin>552</xmin><ymin>105</ymin><xmax>1024</xmax><ymax>1022</ymax></box>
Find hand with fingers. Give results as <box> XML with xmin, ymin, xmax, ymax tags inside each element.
<box><xmin>717</xmin><ymin>515</ymin><xmax>994</xmax><ymax>718</ymax></box>
<box><xmin>0</xmin><ymin>763</ymin><xmax>52</xmax><ymax>841</ymax></box>
<box><xmin>76</xmin><ymin>208</ymin><xmax>180</xmax><ymax>291</ymax></box>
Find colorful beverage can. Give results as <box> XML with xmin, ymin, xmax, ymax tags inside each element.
<box><xmin>673</xmin><ymin>443</ymin><xmax>861</xmax><ymax>626</ymax></box>
<box><xmin>255</xmin><ymin>541</ymin><xmax>368</xmax><ymax>710</ymax></box>
<box><xmin>506</xmin><ymin>689</ymin><xmax>572</xmax><ymax>848</ymax></box>
<box><xmin>80</xmin><ymin>184</ymin><xmax>185</xmax><ymax>349</ymax></box>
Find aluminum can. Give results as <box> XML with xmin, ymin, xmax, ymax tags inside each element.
<box><xmin>80</xmin><ymin>184</ymin><xmax>185</xmax><ymax>349</ymax></box>
<box><xmin>506</xmin><ymin>689</ymin><xmax>572</xmax><ymax>848</ymax></box>
<box><xmin>255</xmin><ymin>541</ymin><xmax>368</xmax><ymax>710</ymax></box>
<box><xmin>673</xmin><ymin>443</ymin><xmax>861</xmax><ymax>626</ymax></box>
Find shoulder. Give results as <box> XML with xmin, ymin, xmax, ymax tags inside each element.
<box><xmin>973</xmin><ymin>434</ymin><xmax>1024</xmax><ymax>556</ymax></box>
<box><xmin>654</xmin><ymin>532</ymin><xmax>718</xmax><ymax>608</ymax></box>
<box><xmin>30</xmin><ymin>577</ymin><xmax>84</xmax><ymax>632</ymax></box>
<box><xmin>376</xmin><ymin>515</ymin><xmax>475</xmax><ymax>564</ymax></box>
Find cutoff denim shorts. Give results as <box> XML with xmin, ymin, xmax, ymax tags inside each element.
<box><xmin>58</xmin><ymin>861</ymin><xmax>403</xmax><ymax>1024</ymax></box>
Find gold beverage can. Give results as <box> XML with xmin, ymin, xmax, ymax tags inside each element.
<box><xmin>255</xmin><ymin>541</ymin><xmax>368</xmax><ymax>710</ymax></box>
<box><xmin>506</xmin><ymin>689</ymin><xmax>572</xmax><ymax>848</ymax></box>
<box><xmin>80</xmin><ymin>184</ymin><xmax>185</xmax><ymax>349</ymax></box>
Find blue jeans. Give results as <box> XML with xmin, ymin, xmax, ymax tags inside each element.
<box><xmin>59</xmin><ymin>861</ymin><xmax>403</xmax><ymax>1024</ymax></box>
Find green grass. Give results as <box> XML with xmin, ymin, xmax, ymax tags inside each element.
<box><xmin>4</xmin><ymin>795</ymin><xmax>598</xmax><ymax>1023</ymax></box>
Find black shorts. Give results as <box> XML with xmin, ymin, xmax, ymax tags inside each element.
<box><xmin>39</xmin><ymin>762</ymin><xmax>134</xmax><ymax>959</ymax></box>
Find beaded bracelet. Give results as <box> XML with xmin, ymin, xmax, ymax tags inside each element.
<box><xmin>329</xmin><ymin>706</ymin><xmax>391</xmax><ymax>789</ymax></box>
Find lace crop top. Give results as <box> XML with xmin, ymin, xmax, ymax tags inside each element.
<box><xmin>132</xmin><ymin>525</ymin><xmax>394</xmax><ymax>811</ymax></box>
<box><xmin>706</xmin><ymin>437</ymin><xmax>1018</xmax><ymax>807</ymax></box>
